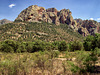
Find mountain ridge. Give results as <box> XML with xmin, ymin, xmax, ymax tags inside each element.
<box><xmin>0</xmin><ymin>19</ymin><xmax>13</xmax><ymax>25</ymax></box>
<box><xmin>15</xmin><ymin>5</ymin><xmax>100</xmax><ymax>36</ymax></box>
<box><xmin>0</xmin><ymin>5</ymin><xmax>100</xmax><ymax>42</ymax></box>
<box><xmin>15</xmin><ymin>5</ymin><xmax>78</xmax><ymax>31</ymax></box>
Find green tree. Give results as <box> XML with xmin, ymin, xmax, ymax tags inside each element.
<box><xmin>0</xmin><ymin>43</ymin><xmax>14</xmax><ymax>53</ymax></box>
<box><xmin>70</xmin><ymin>41</ymin><xmax>83</xmax><ymax>51</ymax></box>
<box><xmin>33</xmin><ymin>40</ymin><xmax>46</xmax><ymax>52</ymax></box>
<box><xmin>83</xmin><ymin>47</ymin><xmax>98</xmax><ymax>72</ymax></box>
<box><xmin>16</xmin><ymin>42</ymin><xmax>26</xmax><ymax>53</ymax></box>
<box><xmin>26</xmin><ymin>42</ymin><xmax>34</xmax><ymax>53</ymax></box>
<box><xmin>95</xmin><ymin>33</ymin><xmax>100</xmax><ymax>48</ymax></box>
<box><xmin>52</xmin><ymin>41</ymin><xmax>60</xmax><ymax>50</ymax></box>
<box><xmin>83</xmin><ymin>35</ymin><xmax>96</xmax><ymax>51</ymax></box>
<box><xmin>0</xmin><ymin>40</ymin><xmax>18</xmax><ymax>52</ymax></box>
<box><xmin>58</xmin><ymin>41</ymin><xmax>67</xmax><ymax>51</ymax></box>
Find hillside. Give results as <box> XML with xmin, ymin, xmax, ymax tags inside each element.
<box><xmin>0</xmin><ymin>22</ymin><xmax>83</xmax><ymax>42</ymax></box>
<box><xmin>15</xmin><ymin>5</ymin><xmax>100</xmax><ymax>37</ymax></box>
<box><xmin>0</xmin><ymin>5</ymin><xmax>100</xmax><ymax>42</ymax></box>
<box><xmin>0</xmin><ymin>19</ymin><xmax>12</xmax><ymax>25</ymax></box>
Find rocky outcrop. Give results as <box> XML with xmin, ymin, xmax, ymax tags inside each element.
<box><xmin>15</xmin><ymin>5</ymin><xmax>77</xmax><ymax>30</ymax></box>
<box><xmin>78</xmin><ymin>27</ymin><xmax>89</xmax><ymax>36</ymax></box>
<box><xmin>15</xmin><ymin>5</ymin><xmax>100</xmax><ymax>37</ymax></box>
<box><xmin>0</xmin><ymin>19</ymin><xmax>12</xmax><ymax>25</ymax></box>
<box><xmin>75</xmin><ymin>19</ymin><xmax>100</xmax><ymax>36</ymax></box>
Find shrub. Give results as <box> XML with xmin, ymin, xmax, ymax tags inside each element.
<box><xmin>83</xmin><ymin>48</ymin><xmax>98</xmax><ymax>72</ymax></box>
<box><xmin>70</xmin><ymin>41</ymin><xmax>83</xmax><ymax>51</ymax></box>
<box><xmin>52</xmin><ymin>41</ymin><xmax>60</xmax><ymax>50</ymax></box>
<box><xmin>58</xmin><ymin>41</ymin><xmax>67</xmax><ymax>51</ymax></box>
<box><xmin>16</xmin><ymin>43</ymin><xmax>26</xmax><ymax>53</ymax></box>
<box><xmin>26</xmin><ymin>42</ymin><xmax>34</xmax><ymax>53</ymax></box>
<box><xmin>67</xmin><ymin>61</ymin><xmax>80</xmax><ymax>73</ymax></box>
<box><xmin>83</xmin><ymin>35</ymin><xmax>96</xmax><ymax>51</ymax></box>
<box><xmin>0</xmin><ymin>43</ymin><xmax>14</xmax><ymax>53</ymax></box>
<box><xmin>32</xmin><ymin>40</ymin><xmax>47</xmax><ymax>52</ymax></box>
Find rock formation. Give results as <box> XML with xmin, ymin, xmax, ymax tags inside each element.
<box><xmin>75</xmin><ymin>19</ymin><xmax>100</xmax><ymax>36</ymax></box>
<box><xmin>15</xmin><ymin>5</ymin><xmax>77</xmax><ymax>30</ymax></box>
<box><xmin>15</xmin><ymin>5</ymin><xmax>100</xmax><ymax>36</ymax></box>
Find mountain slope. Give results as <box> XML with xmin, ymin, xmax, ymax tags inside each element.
<box><xmin>0</xmin><ymin>22</ymin><xmax>83</xmax><ymax>42</ymax></box>
<box><xmin>0</xmin><ymin>19</ymin><xmax>12</xmax><ymax>25</ymax></box>
<box><xmin>1</xmin><ymin>5</ymin><xmax>100</xmax><ymax>42</ymax></box>
<box><xmin>15</xmin><ymin>5</ymin><xmax>100</xmax><ymax>37</ymax></box>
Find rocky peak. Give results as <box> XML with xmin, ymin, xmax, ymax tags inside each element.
<box><xmin>15</xmin><ymin>5</ymin><xmax>77</xmax><ymax>29</ymax></box>
<box><xmin>60</xmin><ymin>9</ymin><xmax>71</xmax><ymax>15</ymax></box>
<box><xmin>14</xmin><ymin>5</ymin><xmax>100</xmax><ymax>37</ymax></box>
<box><xmin>46</xmin><ymin>8</ymin><xmax>58</xmax><ymax>12</ymax></box>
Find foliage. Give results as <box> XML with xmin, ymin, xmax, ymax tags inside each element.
<box><xmin>58</xmin><ymin>41</ymin><xmax>67</xmax><ymax>51</ymax></box>
<box><xmin>0</xmin><ymin>22</ymin><xmax>83</xmax><ymax>42</ymax></box>
<box><xmin>83</xmin><ymin>47</ymin><xmax>98</xmax><ymax>72</ymax></box>
<box><xmin>69</xmin><ymin>41</ymin><xmax>83</xmax><ymax>51</ymax></box>
<box><xmin>67</xmin><ymin>61</ymin><xmax>80</xmax><ymax>73</ymax></box>
<box><xmin>83</xmin><ymin>35</ymin><xmax>95</xmax><ymax>51</ymax></box>
<box><xmin>84</xmin><ymin>34</ymin><xmax>100</xmax><ymax>51</ymax></box>
<box><xmin>0</xmin><ymin>40</ymin><xmax>67</xmax><ymax>53</ymax></box>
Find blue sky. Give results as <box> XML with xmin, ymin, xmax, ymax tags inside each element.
<box><xmin>0</xmin><ymin>0</ymin><xmax>100</xmax><ymax>22</ymax></box>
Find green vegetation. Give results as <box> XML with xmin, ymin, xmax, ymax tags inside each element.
<box><xmin>0</xmin><ymin>22</ymin><xmax>100</xmax><ymax>74</ymax></box>
<box><xmin>0</xmin><ymin>22</ymin><xmax>83</xmax><ymax>42</ymax></box>
<box><xmin>0</xmin><ymin>34</ymin><xmax>100</xmax><ymax>53</ymax></box>
<box><xmin>0</xmin><ymin>34</ymin><xmax>100</xmax><ymax>74</ymax></box>
<box><xmin>0</xmin><ymin>40</ymin><xmax>67</xmax><ymax>53</ymax></box>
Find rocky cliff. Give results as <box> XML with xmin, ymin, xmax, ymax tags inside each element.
<box><xmin>15</xmin><ymin>5</ymin><xmax>77</xmax><ymax>31</ymax></box>
<box><xmin>75</xmin><ymin>19</ymin><xmax>100</xmax><ymax>36</ymax></box>
<box><xmin>15</xmin><ymin>5</ymin><xmax>100</xmax><ymax>36</ymax></box>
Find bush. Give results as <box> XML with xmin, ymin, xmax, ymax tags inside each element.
<box><xmin>83</xmin><ymin>48</ymin><xmax>98</xmax><ymax>72</ymax></box>
<box><xmin>52</xmin><ymin>41</ymin><xmax>60</xmax><ymax>50</ymax></box>
<box><xmin>26</xmin><ymin>42</ymin><xmax>34</xmax><ymax>53</ymax></box>
<box><xmin>67</xmin><ymin>61</ymin><xmax>80</xmax><ymax>73</ymax></box>
<box><xmin>58</xmin><ymin>41</ymin><xmax>67</xmax><ymax>51</ymax></box>
<box><xmin>70</xmin><ymin>41</ymin><xmax>83</xmax><ymax>51</ymax></box>
<box><xmin>95</xmin><ymin>34</ymin><xmax>100</xmax><ymax>48</ymax></box>
<box><xmin>0</xmin><ymin>43</ymin><xmax>14</xmax><ymax>53</ymax></box>
<box><xmin>16</xmin><ymin>43</ymin><xmax>27</xmax><ymax>53</ymax></box>
<box><xmin>83</xmin><ymin>34</ymin><xmax>100</xmax><ymax>51</ymax></box>
<box><xmin>33</xmin><ymin>40</ymin><xmax>46</xmax><ymax>52</ymax></box>
<box><xmin>0</xmin><ymin>40</ymin><xmax>18</xmax><ymax>53</ymax></box>
<box><xmin>83</xmin><ymin>35</ymin><xmax>96</xmax><ymax>51</ymax></box>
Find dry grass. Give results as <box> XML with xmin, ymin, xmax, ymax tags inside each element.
<box><xmin>0</xmin><ymin>51</ymin><xmax>99</xmax><ymax>75</ymax></box>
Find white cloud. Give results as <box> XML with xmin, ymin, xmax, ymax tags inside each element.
<box><xmin>90</xmin><ymin>18</ymin><xmax>93</xmax><ymax>20</ymax></box>
<box><xmin>9</xmin><ymin>4</ymin><xmax>16</xmax><ymax>8</ymax></box>
<box><xmin>97</xmin><ymin>18</ymin><xmax>100</xmax><ymax>21</ymax></box>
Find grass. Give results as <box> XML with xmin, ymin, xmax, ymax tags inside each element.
<box><xmin>0</xmin><ymin>51</ymin><xmax>94</xmax><ymax>75</ymax></box>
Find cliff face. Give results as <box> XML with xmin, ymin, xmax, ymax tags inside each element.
<box><xmin>15</xmin><ymin>5</ymin><xmax>77</xmax><ymax>31</ymax></box>
<box><xmin>75</xmin><ymin>19</ymin><xmax>100</xmax><ymax>36</ymax></box>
